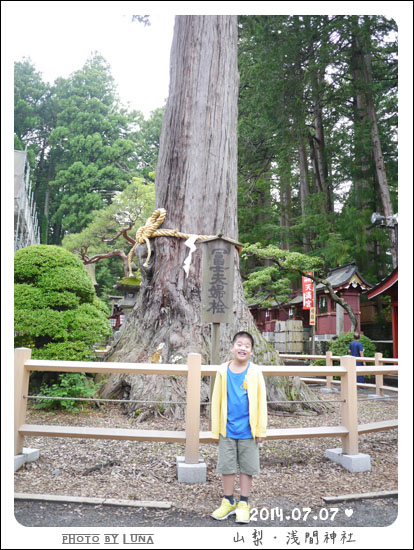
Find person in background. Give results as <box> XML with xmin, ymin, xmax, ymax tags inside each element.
<box><xmin>348</xmin><ymin>332</ymin><xmax>366</xmax><ymax>383</ymax></box>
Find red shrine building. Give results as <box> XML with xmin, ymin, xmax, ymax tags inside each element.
<box><xmin>250</xmin><ymin>262</ymin><xmax>373</xmax><ymax>342</ymax></box>
<box><xmin>365</xmin><ymin>267</ymin><xmax>398</xmax><ymax>358</ymax></box>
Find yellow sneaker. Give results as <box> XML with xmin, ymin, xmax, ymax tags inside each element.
<box><xmin>211</xmin><ymin>498</ymin><xmax>237</xmax><ymax>520</ymax></box>
<box><xmin>235</xmin><ymin>500</ymin><xmax>250</xmax><ymax>523</ymax></box>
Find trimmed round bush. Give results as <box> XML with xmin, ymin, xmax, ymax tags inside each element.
<box><xmin>14</xmin><ymin>245</ymin><xmax>111</xmax><ymax>360</ymax></box>
<box><xmin>14</xmin><ymin>244</ymin><xmax>84</xmax><ymax>282</ymax></box>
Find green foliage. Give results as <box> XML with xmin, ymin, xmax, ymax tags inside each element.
<box><xmin>33</xmin><ymin>342</ymin><xmax>101</xmax><ymax>362</ymax></box>
<box><xmin>37</xmin><ymin>266</ymin><xmax>95</xmax><ymax>301</ymax></box>
<box><xmin>242</xmin><ymin>243</ymin><xmax>324</xmax><ymax>273</ymax></box>
<box><xmin>15</xmin><ymin>308</ymin><xmax>69</xmax><ymax>342</ymax></box>
<box><xmin>14</xmin><ymin>245</ymin><xmax>111</xmax><ymax>360</ymax></box>
<box><xmin>34</xmin><ymin>373</ymin><xmax>104</xmax><ymax>411</ymax></box>
<box><xmin>14</xmin><ymin>284</ymin><xmax>81</xmax><ymax>311</ymax></box>
<box><xmin>62</xmin><ymin>177</ymin><xmax>154</xmax><ymax>292</ymax></box>
<box><xmin>62</xmin><ymin>178</ymin><xmax>155</xmax><ymax>258</ymax></box>
<box><xmin>243</xmin><ymin>265</ymin><xmax>291</xmax><ymax>307</ymax></box>
<box><xmin>329</xmin><ymin>332</ymin><xmax>376</xmax><ymax>359</ymax></box>
<box><xmin>237</xmin><ymin>15</ymin><xmax>397</xmax><ymax>284</ymax></box>
<box><xmin>241</xmin><ymin>242</ymin><xmax>325</xmax><ymax>308</ymax></box>
<box><xmin>14</xmin><ymin>244</ymin><xmax>84</xmax><ymax>282</ymax></box>
<box><xmin>14</xmin><ymin>58</ymin><xmax>48</xmax><ymax>144</ymax></box>
<box><xmin>14</xmin><ymin>54</ymin><xmax>161</xmax><ymax>245</ymax></box>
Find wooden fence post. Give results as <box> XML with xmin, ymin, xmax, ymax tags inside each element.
<box><xmin>375</xmin><ymin>352</ymin><xmax>384</xmax><ymax>397</ymax></box>
<box><xmin>326</xmin><ymin>351</ymin><xmax>333</xmax><ymax>390</ymax></box>
<box><xmin>14</xmin><ymin>348</ymin><xmax>32</xmax><ymax>455</ymax></box>
<box><xmin>340</xmin><ymin>355</ymin><xmax>359</xmax><ymax>455</ymax></box>
<box><xmin>185</xmin><ymin>353</ymin><xmax>202</xmax><ymax>464</ymax></box>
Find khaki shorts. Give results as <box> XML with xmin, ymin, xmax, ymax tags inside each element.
<box><xmin>217</xmin><ymin>434</ymin><xmax>260</xmax><ymax>475</ymax></box>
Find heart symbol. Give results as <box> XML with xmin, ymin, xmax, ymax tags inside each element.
<box><xmin>345</xmin><ymin>508</ymin><xmax>354</xmax><ymax>517</ymax></box>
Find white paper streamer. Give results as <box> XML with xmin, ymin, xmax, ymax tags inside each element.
<box><xmin>183</xmin><ymin>234</ymin><xmax>198</xmax><ymax>277</ymax></box>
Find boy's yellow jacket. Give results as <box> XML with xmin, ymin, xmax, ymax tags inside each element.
<box><xmin>211</xmin><ymin>362</ymin><xmax>268</xmax><ymax>440</ymax></box>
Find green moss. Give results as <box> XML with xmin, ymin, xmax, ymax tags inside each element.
<box><xmin>118</xmin><ymin>276</ymin><xmax>141</xmax><ymax>286</ymax></box>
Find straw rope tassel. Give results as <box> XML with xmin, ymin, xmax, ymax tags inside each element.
<box><xmin>127</xmin><ymin>208</ymin><xmax>222</xmax><ymax>277</ymax></box>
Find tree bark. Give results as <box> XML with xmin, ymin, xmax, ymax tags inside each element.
<box><xmin>279</xmin><ymin>178</ymin><xmax>291</xmax><ymax>251</ymax></box>
<box><xmin>351</xmin><ymin>30</ymin><xmax>371</xmax><ymax>211</ymax></box>
<box><xmin>103</xmin><ymin>15</ymin><xmax>328</xmax><ymax>419</ymax></box>
<box><xmin>298</xmin><ymin>135</ymin><xmax>311</xmax><ymax>252</ymax></box>
<box><xmin>306</xmin><ymin>17</ymin><xmax>333</xmax><ymax>214</ymax></box>
<box><xmin>354</xmin><ymin>18</ymin><xmax>397</xmax><ymax>268</ymax></box>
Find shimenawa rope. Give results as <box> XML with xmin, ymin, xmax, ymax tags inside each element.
<box><xmin>127</xmin><ymin>208</ymin><xmax>241</xmax><ymax>276</ymax></box>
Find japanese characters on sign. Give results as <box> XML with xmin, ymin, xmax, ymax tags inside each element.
<box><xmin>302</xmin><ymin>273</ymin><xmax>314</xmax><ymax>310</ymax></box>
<box><xmin>201</xmin><ymin>239</ymin><xmax>235</xmax><ymax>324</ymax></box>
<box><xmin>309</xmin><ymin>307</ymin><xmax>316</xmax><ymax>326</ymax></box>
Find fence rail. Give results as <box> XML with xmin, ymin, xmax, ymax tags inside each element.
<box><xmin>280</xmin><ymin>351</ymin><xmax>398</xmax><ymax>396</ymax></box>
<box><xmin>15</xmin><ymin>348</ymin><xmax>398</xmax><ymax>465</ymax></box>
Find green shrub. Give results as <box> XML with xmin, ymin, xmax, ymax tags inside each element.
<box><xmin>34</xmin><ymin>373</ymin><xmax>104</xmax><ymax>411</ymax></box>
<box><xmin>14</xmin><ymin>284</ymin><xmax>81</xmax><ymax>310</ymax></box>
<box><xmin>37</xmin><ymin>266</ymin><xmax>94</xmax><ymax>302</ymax></box>
<box><xmin>14</xmin><ymin>244</ymin><xmax>84</xmax><ymax>282</ymax></box>
<box><xmin>329</xmin><ymin>332</ymin><xmax>376</xmax><ymax>361</ymax></box>
<box><xmin>33</xmin><ymin>342</ymin><xmax>100</xmax><ymax>361</ymax></box>
<box><xmin>14</xmin><ymin>245</ymin><xmax>111</xmax><ymax>363</ymax></box>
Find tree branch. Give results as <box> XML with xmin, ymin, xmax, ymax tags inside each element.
<box><xmin>103</xmin><ymin>227</ymin><xmax>136</xmax><ymax>245</ymax></box>
<box><xmin>272</xmin><ymin>257</ymin><xmax>358</xmax><ymax>332</ymax></box>
<box><xmin>244</xmin><ymin>246</ymin><xmax>358</xmax><ymax>332</ymax></box>
<box><xmin>83</xmin><ymin>250</ymin><xmax>130</xmax><ymax>278</ymax></box>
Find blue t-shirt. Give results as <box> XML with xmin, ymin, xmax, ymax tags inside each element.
<box><xmin>349</xmin><ymin>340</ymin><xmax>364</xmax><ymax>366</ymax></box>
<box><xmin>226</xmin><ymin>364</ymin><xmax>252</xmax><ymax>439</ymax></box>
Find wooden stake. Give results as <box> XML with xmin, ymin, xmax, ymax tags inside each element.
<box><xmin>185</xmin><ymin>353</ymin><xmax>201</xmax><ymax>464</ymax></box>
<box><xmin>375</xmin><ymin>352</ymin><xmax>384</xmax><ymax>397</ymax></box>
<box><xmin>14</xmin><ymin>348</ymin><xmax>32</xmax><ymax>455</ymax></box>
<box><xmin>326</xmin><ymin>350</ymin><xmax>333</xmax><ymax>389</ymax></box>
<box><xmin>340</xmin><ymin>355</ymin><xmax>358</xmax><ymax>455</ymax></box>
<box><xmin>209</xmin><ymin>322</ymin><xmax>220</xmax><ymax>430</ymax></box>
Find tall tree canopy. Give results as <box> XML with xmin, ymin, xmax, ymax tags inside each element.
<box><xmin>14</xmin><ymin>54</ymin><xmax>160</xmax><ymax>246</ymax></box>
<box><xmin>237</xmin><ymin>15</ymin><xmax>397</xmax><ymax>284</ymax></box>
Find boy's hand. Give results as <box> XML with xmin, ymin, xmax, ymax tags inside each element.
<box><xmin>256</xmin><ymin>437</ymin><xmax>264</xmax><ymax>443</ymax></box>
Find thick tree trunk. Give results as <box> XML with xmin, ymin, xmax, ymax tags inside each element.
<box><xmin>306</xmin><ymin>18</ymin><xmax>332</xmax><ymax>214</ymax></box>
<box><xmin>103</xmin><ymin>15</ymin><xmax>328</xmax><ymax>419</ymax></box>
<box><xmin>279</xmin><ymin>178</ymin><xmax>291</xmax><ymax>251</ymax></box>
<box><xmin>351</xmin><ymin>32</ymin><xmax>371</xmax><ymax>211</ymax></box>
<box><xmin>298</xmin><ymin>135</ymin><xmax>311</xmax><ymax>252</ymax></box>
<box><xmin>354</xmin><ymin>18</ymin><xmax>397</xmax><ymax>268</ymax></box>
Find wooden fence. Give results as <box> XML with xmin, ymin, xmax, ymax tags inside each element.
<box><xmin>280</xmin><ymin>351</ymin><xmax>398</xmax><ymax>396</ymax></box>
<box><xmin>15</xmin><ymin>348</ymin><xmax>398</xmax><ymax>465</ymax></box>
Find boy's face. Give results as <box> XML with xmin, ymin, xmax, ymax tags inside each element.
<box><xmin>231</xmin><ymin>336</ymin><xmax>253</xmax><ymax>363</ymax></box>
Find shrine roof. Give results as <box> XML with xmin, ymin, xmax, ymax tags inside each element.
<box><xmin>365</xmin><ymin>267</ymin><xmax>398</xmax><ymax>299</ymax></box>
<box><xmin>315</xmin><ymin>261</ymin><xmax>373</xmax><ymax>291</ymax></box>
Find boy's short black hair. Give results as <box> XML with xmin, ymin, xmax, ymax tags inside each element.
<box><xmin>354</xmin><ymin>332</ymin><xmax>360</xmax><ymax>340</ymax></box>
<box><xmin>232</xmin><ymin>331</ymin><xmax>254</xmax><ymax>349</ymax></box>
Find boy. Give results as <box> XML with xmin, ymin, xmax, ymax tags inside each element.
<box><xmin>211</xmin><ymin>331</ymin><xmax>267</xmax><ymax>523</ymax></box>
<box><xmin>348</xmin><ymin>332</ymin><xmax>366</xmax><ymax>383</ymax></box>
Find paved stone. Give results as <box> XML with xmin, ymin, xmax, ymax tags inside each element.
<box><xmin>14</xmin><ymin>496</ymin><xmax>398</xmax><ymax>528</ymax></box>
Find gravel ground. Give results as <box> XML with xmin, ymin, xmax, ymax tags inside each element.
<box><xmin>14</xmin><ymin>386</ymin><xmax>398</xmax><ymax>529</ymax></box>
